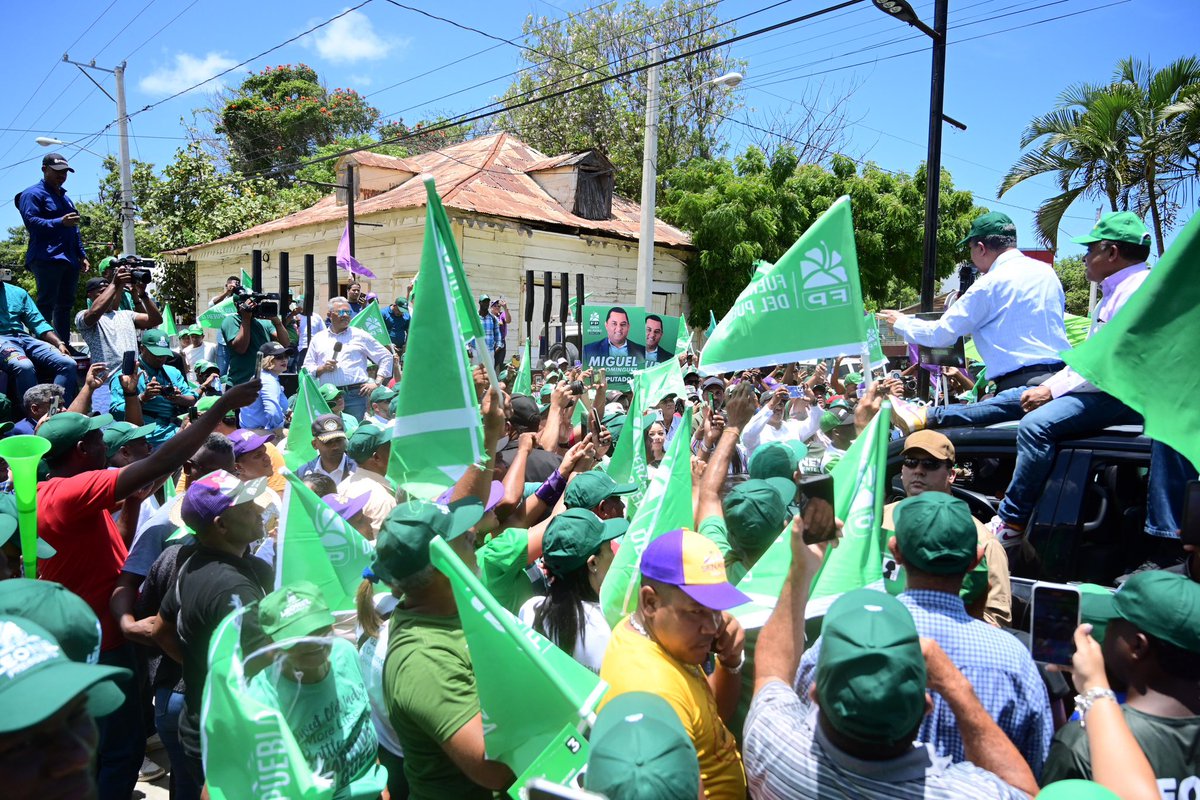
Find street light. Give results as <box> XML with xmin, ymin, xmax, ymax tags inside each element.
<box><xmin>35</xmin><ymin>136</ymin><xmax>103</xmax><ymax>159</ymax></box>
<box><xmin>635</xmin><ymin>63</ymin><xmax>744</xmax><ymax>308</ymax></box>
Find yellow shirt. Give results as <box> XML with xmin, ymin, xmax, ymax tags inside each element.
<box><xmin>599</xmin><ymin>618</ymin><xmax>746</xmax><ymax>800</ymax></box>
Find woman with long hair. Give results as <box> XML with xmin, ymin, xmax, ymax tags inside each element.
<box><xmin>644</xmin><ymin>418</ymin><xmax>667</xmax><ymax>468</ymax></box>
<box><xmin>517</xmin><ymin>507</ymin><xmax>628</xmax><ymax>673</ymax></box>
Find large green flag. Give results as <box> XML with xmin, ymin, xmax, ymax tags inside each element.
<box><xmin>281</xmin><ymin>370</ymin><xmax>331</xmax><ymax>470</ymax></box>
<box><xmin>161</xmin><ymin>302</ymin><xmax>179</xmax><ymax>339</ymax></box>
<box><xmin>350</xmin><ymin>300</ymin><xmax>392</xmax><ymax>349</ymax></box>
<box><xmin>201</xmin><ymin>606</ymin><xmax>334</xmax><ymax>800</ymax></box>
<box><xmin>241</xmin><ymin>269</ymin><xmax>254</xmax><ymax>291</ymax></box>
<box><xmin>864</xmin><ymin>313</ymin><xmax>887</xmax><ymax>371</ymax></box>
<box><xmin>674</xmin><ymin>312</ymin><xmax>690</xmax><ymax>354</ymax></box>
<box><xmin>1062</xmin><ymin>213</ymin><xmax>1200</xmax><ymax>470</ymax></box>
<box><xmin>511</xmin><ymin>339</ymin><xmax>533</xmax><ymax>396</ymax></box>
<box><xmin>430</xmin><ymin>537</ymin><xmax>604</xmax><ymax>795</ymax></box>
<box><xmin>388</xmin><ymin>179</ymin><xmax>485</xmax><ymax>498</ymax></box>
<box><xmin>275</xmin><ymin>469</ymin><xmax>375</xmax><ymax>612</ymax></box>
<box><xmin>701</xmin><ymin>196</ymin><xmax>868</xmax><ymax>373</ymax></box>
<box><xmin>600</xmin><ymin>412</ymin><xmax>694</xmax><ymax>627</ymax></box>
<box><xmin>198</xmin><ymin>298</ymin><xmax>235</xmax><ymax>329</ymax></box>
<box><xmin>602</xmin><ymin>358</ymin><xmax>685</xmax><ymax>485</ymax></box>
<box><xmin>730</xmin><ymin>402</ymin><xmax>892</xmax><ymax>628</ymax></box>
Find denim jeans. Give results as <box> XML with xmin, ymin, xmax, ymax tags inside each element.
<box><xmin>0</xmin><ymin>332</ymin><xmax>79</xmax><ymax>401</ymax></box>
<box><xmin>341</xmin><ymin>389</ymin><xmax>367</xmax><ymax>421</ymax></box>
<box><xmin>96</xmin><ymin>644</ymin><xmax>146</xmax><ymax>800</ymax></box>
<box><xmin>29</xmin><ymin>259</ymin><xmax>81</xmax><ymax>342</ymax></box>
<box><xmin>155</xmin><ymin>687</ymin><xmax>201</xmax><ymax>800</ymax></box>
<box><xmin>998</xmin><ymin>391</ymin><xmax>1141</xmax><ymax>526</ymax></box>
<box><xmin>928</xmin><ymin>387</ymin><xmax>1026</xmax><ymax>428</ymax></box>
<box><xmin>1145</xmin><ymin>440</ymin><xmax>1199</xmax><ymax>538</ymax></box>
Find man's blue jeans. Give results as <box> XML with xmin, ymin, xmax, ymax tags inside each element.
<box><xmin>155</xmin><ymin>686</ymin><xmax>201</xmax><ymax>800</ymax></box>
<box><xmin>927</xmin><ymin>387</ymin><xmax>1026</xmax><ymax>428</ymax></box>
<box><xmin>96</xmin><ymin>643</ymin><xmax>145</xmax><ymax>800</ymax></box>
<box><xmin>29</xmin><ymin>259</ymin><xmax>81</xmax><ymax>342</ymax></box>
<box><xmin>1146</xmin><ymin>440</ymin><xmax>1199</xmax><ymax>538</ymax></box>
<box><xmin>0</xmin><ymin>333</ymin><xmax>79</xmax><ymax>401</ymax></box>
<box><xmin>998</xmin><ymin>391</ymin><xmax>1141</xmax><ymax>526</ymax></box>
<box><xmin>341</xmin><ymin>388</ymin><xmax>367</xmax><ymax>421</ymax></box>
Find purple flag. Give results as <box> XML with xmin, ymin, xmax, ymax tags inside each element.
<box><xmin>336</xmin><ymin>223</ymin><xmax>377</xmax><ymax>279</ymax></box>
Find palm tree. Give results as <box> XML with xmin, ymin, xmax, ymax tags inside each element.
<box><xmin>1000</xmin><ymin>57</ymin><xmax>1200</xmax><ymax>255</ymax></box>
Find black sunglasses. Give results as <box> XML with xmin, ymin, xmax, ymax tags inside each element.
<box><xmin>902</xmin><ymin>456</ymin><xmax>951</xmax><ymax>470</ymax></box>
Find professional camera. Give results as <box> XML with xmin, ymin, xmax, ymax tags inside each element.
<box><xmin>231</xmin><ymin>285</ymin><xmax>281</xmax><ymax>319</ymax></box>
<box><xmin>0</xmin><ymin>268</ymin><xmax>13</xmax><ymax>283</ymax></box>
<box><xmin>114</xmin><ymin>254</ymin><xmax>156</xmax><ymax>284</ymax></box>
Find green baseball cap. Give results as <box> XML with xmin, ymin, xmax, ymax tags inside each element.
<box><xmin>183</xmin><ymin>324</ymin><xmax>203</xmax><ymax>337</ymax></box>
<box><xmin>1111</xmin><ymin>570</ymin><xmax>1200</xmax><ymax>653</ymax></box>
<box><xmin>541</xmin><ymin>508</ymin><xmax>628</xmax><ymax>578</ymax></box>
<box><xmin>194</xmin><ymin>359</ymin><xmax>219</xmax><ymax>375</ymax></box>
<box><xmin>318</xmin><ymin>384</ymin><xmax>342</xmax><ymax>404</ymax></box>
<box><xmin>748</xmin><ymin>442</ymin><xmax>799</xmax><ymax>481</ymax></box>
<box><xmin>820</xmin><ymin>407</ymin><xmax>853</xmax><ymax>433</ymax></box>
<box><xmin>258</xmin><ymin>581</ymin><xmax>336</xmax><ymax>642</ymax></box>
<box><xmin>723</xmin><ymin>477</ymin><xmax>795</xmax><ymax>554</ymax></box>
<box><xmin>1078</xmin><ymin>583</ymin><xmax>1116</xmax><ymax>643</ymax></box>
<box><xmin>893</xmin><ymin>493</ymin><xmax>978</xmax><ymax>575</ymax></box>
<box><xmin>1071</xmin><ymin>211</ymin><xmax>1152</xmax><ymax>247</ymax></box>
<box><xmin>601</xmin><ymin>412</ymin><xmax>626</xmax><ymax>443</ymax></box>
<box><xmin>844</xmin><ymin>371</ymin><xmax>863</xmax><ymax>385</ymax></box>
<box><xmin>177</xmin><ymin>394</ymin><xmax>224</xmax><ymax>422</ymax></box>
<box><xmin>102</xmin><ymin>421</ymin><xmax>157</xmax><ymax>458</ymax></box>
<box><xmin>97</xmin><ymin>255</ymin><xmax>117</xmax><ymax>272</ymax></box>
<box><xmin>140</xmin><ymin>328</ymin><xmax>173</xmax><ymax>357</ymax></box>
<box><xmin>369</xmin><ymin>385</ymin><xmax>397</xmax><ymax>404</ymax></box>
<box><xmin>0</xmin><ymin>615</ymin><xmax>130</xmax><ymax>734</ymax></box>
<box><xmin>346</xmin><ymin>422</ymin><xmax>392</xmax><ymax>463</ymax></box>
<box><xmin>1037</xmin><ymin>780</ymin><xmax>1121</xmax><ymax>799</ymax></box>
<box><xmin>37</xmin><ymin>412</ymin><xmax>113</xmax><ymax>461</ymax></box>
<box><xmin>372</xmin><ymin>499</ymin><xmax>484</xmax><ymax>583</ymax></box>
<box><xmin>585</xmin><ymin>691</ymin><xmax>700</xmax><ymax>800</ymax></box>
<box><xmin>563</xmin><ymin>471</ymin><xmax>638</xmax><ymax>510</ymax></box>
<box><xmin>816</xmin><ymin>589</ymin><xmax>927</xmax><ymax>746</ymax></box>
<box><xmin>957</xmin><ymin>211</ymin><xmax>1017</xmax><ymax>247</ymax></box>
<box><xmin>0</xmin><ymin>579</ymin><xmax>102</xmax><ymax>664</ymax></box>
<box><xmin>0</xmin><ymin>494</ymin><xmax>55</xmax><ymax>559</ymax></box>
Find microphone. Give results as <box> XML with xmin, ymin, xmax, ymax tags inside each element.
<box><xmin>333</xmin><ymin>341</ymin><xmax>342</xmax><ymax>355</ymax></box>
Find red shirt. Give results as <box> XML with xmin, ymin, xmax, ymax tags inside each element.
<box><xmin>37</xmin><ymin>469</ymin><xmax>127</xmax><ymax>651</ymax></box>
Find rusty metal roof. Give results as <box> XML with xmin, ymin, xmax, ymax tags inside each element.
<box><xmin>179</xmin><ymin>133</ymin><xmax>691</xmax><ymax>252</ymax></box>
<box><xmin>346</xmin><ymin>150</ymin><xmax>421</xmax><ymax>172</ymax></box>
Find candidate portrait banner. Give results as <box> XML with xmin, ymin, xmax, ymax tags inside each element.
<box><xmin>582</xmin><ymin>305</ymin><xmax>679</xmax><ymax>390</ymax></box>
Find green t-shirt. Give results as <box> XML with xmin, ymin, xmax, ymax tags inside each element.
<box><xmin>383</xmin><ymin>609</ymin><xmax>489</xmax><ymax>800</ymax></box>
<box><xmin>249</xmin><ymin>638</ymin><xmax>387</xmax><ymax>799</ymax></box>
<box><xmin>1041</xmin><ymin>705</ymin><xmax>1200</xmax><ymax>790</ymax></box>
<box><xmin>478</xmin><ymin>527</ymin><xmax>535</xmax><ymax>614</ymax></box>
<box><xmin>219</xmin><ymin>315</ymin><xmax>275</xmax><ymax>384</ymax></box>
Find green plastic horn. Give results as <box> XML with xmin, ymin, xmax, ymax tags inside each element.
<box><xmin>0</xmin><ymin>435</ymin><xmax>51</xmax><ymax>578</ymax></box>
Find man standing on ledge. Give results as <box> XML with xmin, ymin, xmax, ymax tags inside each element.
<box><xmin>18</xmin><ymin>152</ymin><xmax>91</xmax><ymax>341</ymax></box>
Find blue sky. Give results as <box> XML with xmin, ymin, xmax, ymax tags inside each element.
<box><xmin>1</xmin><ymin>0</ymin><xmax>1194</xmax><ymax>258</ymax></box>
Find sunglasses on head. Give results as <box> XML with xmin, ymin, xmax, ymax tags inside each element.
<box><xmin>902</xmin><ymin>456</ymin><xmax>950</xmax><ymax>470</ymax></box>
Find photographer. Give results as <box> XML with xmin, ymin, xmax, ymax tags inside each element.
<box><xmin>108</xmin><ymin>328</ymin><xmax>196</xmax><ymax>449</ymax></box>
<box><xmin>0</xmin><ymin>271</ymin><xmax>79</xmax><ymax>401</ymax></box>
<box><xmin>76</xmin><ymin>265</ymin><xmax>162</xmax><ymax>414</ymax></box>
<box><xmin>218</xmin><ymin>285</ymin><xmax>288</xmax><ymax>385</ymax></box>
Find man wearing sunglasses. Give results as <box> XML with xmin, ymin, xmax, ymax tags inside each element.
<box><xmin>303</xmin><ymin>297</ymin><xmax>393</xmax><ymax>421</ymax></box>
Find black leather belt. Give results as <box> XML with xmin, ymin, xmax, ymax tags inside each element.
<box><xmin>337</xmin><ymin>382</ymin><xmax>366</xmax><ymax>391</ymax></box>
<box><xmin>991</xmin><ymin>361</ymin><xmax>1065</xmax><ymax>393</ymax></box>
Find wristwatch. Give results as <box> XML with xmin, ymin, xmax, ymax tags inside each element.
<box><xmin>719</xmin><ymin>649</ymin><xmax>746</xmax><ymax>675</ymax></box>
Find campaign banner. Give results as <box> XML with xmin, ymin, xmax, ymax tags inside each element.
<box><xmin>582</xmin><ymin>305</ymin><xmax>680</xmax><ymax>390</ymax></box>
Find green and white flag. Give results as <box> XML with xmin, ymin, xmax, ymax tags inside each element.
<box><xmin>674</xmin><ymin>312</ymin><xmax>691</xmax><ymax>354</ymax></box>
<box><xmin>282</xmin><ymin>370</ymin><xmax>331</xmax><ymax>470</ymax></box>
<box><xmin>198</xmin><ymin>298</ymin><xmax>235</xmax><ymax>330</ymax></box>
<box><xmin>701</xmin><ymin>196</ymin><xmax>868</xmax><ymax>373</ymax></box>
<box><xmin>388</xmin><ymin>178</ymin><xmax>485</xmax><ymax>498</ymax></box>
<box><xmin>350</xmin><ymin>300</ymin><xmax>392</xmax><ymax>349</ymax></box>
<box><xmin>276</xmin><ymin>469</ymin><xmax>375</xmax><ymax>612</ymax></box>
<box><xmin>603</xmin><ymin>358</ymin><xmax>686</xmax><ymax>485</ymax></box>
<box><xmin>430</xmin><ymin>537</ymin><xmax>604</xmax><ymax>797</ymax></box>
<box><xmin>161</xmin><ymin>302</ymin><xmax>179</xmax><ymax>340</ymax></box>
<box><xmin>511</xmin><ymin>339</ymin><xmax>533</xmax><ymax>396</ymax></box>
<box><xmin>600</xmin><ymin>411</ymin><xmax>694</xmax><ymax>627</ymax></box>
<box><xmin>865</xmin><ymin>313</ymin><xmax>888</xmax><ymax>371</ymax></box>
<box><xmin>731</xmin><ymin>402</ymin><xmax>892</xmax><ymax>628</ymax></box>
<box><xmin>201</xmin><ymin>606</ymin><xmax>334</xmax><ymax>800</ymax></box>
<box><xmin>241</xmin><ymin>269</ymin><xmax>254</xmax><ymax>291</ymax></box>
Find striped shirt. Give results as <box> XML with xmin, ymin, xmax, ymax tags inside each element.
<box><xmin>744</xmin><ymin>681</ymin><xmax>1027</xmax><ymax>799</ymax></box>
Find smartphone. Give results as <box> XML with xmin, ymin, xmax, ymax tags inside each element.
<box><xmin>525</xmin><ymin>778</ymin><xmax>606</xmax><ymax>800</ymax></box>
<box><xmin>122</xmin><ymin>350</ymin><xmax>137</xmax><ymax>376</ymax></box>
<box><xmin>797</xmin><ymin>473</ymin><xmax>837</xmax><ymax>543</ymax></box>
<box><xmin>49</xmin><ymin>394</ymin><xmax>63</xmax><ymax>416</ymax></box>
<box><xmin>589</xmin><ymin>406</ymin><xmax>602</xmax><ymax>442</ymax></box>
<box><xmin>254</xmin><ymin>352</ymin><xmax>264</xmax><ymax>380</ymax></box>
<box><xmin>785</xmin><ymin>385</ymin><xmax>805</xmax><ymax>399</ymax></box>
<box><xmin>1182</xmin><ymin>480</ymin><xmax>1200</xmax><ymax>546</ymax></box>
<box><xmin>1030</xmin><ymin>582</ymin><xmax>1082</xmax><ymax>665</ymax></box>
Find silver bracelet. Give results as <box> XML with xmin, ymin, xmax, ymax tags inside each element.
<box><xmin>1074</xmin><ymin>687</ymin><xmax>1117</xmax><ymax>727</ymax></box>
<box><xmin>718</xmin><ymin>649</ymin><xmax>746</xmax><ymax>675</ymax></box>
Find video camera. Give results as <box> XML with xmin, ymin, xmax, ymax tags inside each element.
<box><xmin>112</xmin><ymin>254</ymin><xmax>156</xmax><ymax>284</ymax></box>
<box><xmin>0</xmin><ymin>268</ymin><xmax>14</xmax><ymax>283</ymax></box>
<box><xmin>231</xmin><ymin>285</ymin><xmax>282</xmax><ymax>319</ymax></box>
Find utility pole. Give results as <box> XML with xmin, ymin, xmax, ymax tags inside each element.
<box><xmin>635</xmin><ymin>47</ymin><xmax>661</xmax><ymax>309</ymax></box>
<box><xmin>61</xmin><ymin>55</ymin><xmax>136</xmax><ymax>255</ymax></box>
<box><xmin>346</xmin><ymin>164</ymin><xmax>356</xmax><ymax>257</ymax></box>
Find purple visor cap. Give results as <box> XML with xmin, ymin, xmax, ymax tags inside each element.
<box><xmin>639</xmin><ymin>528</ymin><xmax>752</xmax><ymax>611</ymax></box>
<box><xmin>436</xmin><ymin>480</ymin><xmax>504</xmax><ymax>512</ymax></box>
<box><xmin>229</xmin><ymin>429</ymin><xmax>272</xmax><ymax>457</ymax></box>
<box><xmin>322</xmin><ymin>492</ymin><xmax>371</xmax><ymax>521</ymax></box>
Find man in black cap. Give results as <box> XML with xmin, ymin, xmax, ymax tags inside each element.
<box><xmin>297</xmin><ymin>413</ymin><xmax>358</xmax><ymax>482</ymax></box>
<box><xmin>499</xmin><ymin>394</ymin><xmax>562</xmax><ymax>482</ymax></box>
<box><xmin>17</xmin><ymin>153</ymin><xmax>90</xmax><ymax>341</ymax></box>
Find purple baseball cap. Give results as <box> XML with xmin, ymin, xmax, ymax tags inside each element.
<box><xmin>436</xmin><ymin>480</ymin><xmax>505</xmax><ymax>513</ymax></box>
<box><xmin>180</xmin><ymin>470</ymin><xmax>269</xmax><ymax>531</ymax></box>
<box><xmin>639</xmin><ymin>529</ymin><xmax>751</xmax><ymax>611</ymax></box>
<box><xmin>228</xmin><ymin>429</ymin><xmax>271</xmax><ymax>458</ymax></box>
<box><xmin>322</xmin><ymin>492</ymin><xmax>370</xmax><ymax>522</ymax></box>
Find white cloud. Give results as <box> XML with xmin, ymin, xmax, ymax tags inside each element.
<box><xmin>309</xmin><ymin>10</ymin><xmax>397</xmax><ymax>64</ymax></box>
<box><xmin>139</xmin><ymin>52</ymin><xmax>239</xmax><ymax>95</ymax></box>
<box><xmin>350</xmin><ymin>74</ymin><xmax>374</xmax><ymax>87</ymax></box>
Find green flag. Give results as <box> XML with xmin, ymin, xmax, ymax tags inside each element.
<box><xmin>865</xmin><ymin>313</ymin><xmax>887</xmax><ymax>371</ymax></box>
<box><xmin>429</xmin><ymin>537</ymin><xmax>604</xmax><ymax>795</ymax></box>
<box><xmin>701</xmin><ymin>196</ymin><xmax>867</xmax><ymax>373</ymax></box>
<box><xmin>603</xmin><ymin>358</ymin><xmax>686</xmax><ymax>485</ymax></box>
<box><xmin>241</xmin><ymin>269</ymin><xmax>254</xmax><ymax>291</ymax></box>
<box><xmin>511</xmin><ymin>339</ymin><xmax>532</xmax><ymax>396</ymax></box>
<box><xmin>201</xmin><ymin>606</ymin><xmax>334</xmax><ymax>800</ymax></box>
<box><xmin>281</xmin><ymin>370</ymin><xmax>331</xmax><ymax>470</ymax></box>
<box><xmin>350</xmin><ymin>300</ymin><xmax>392</xmax><ymax>349</ymax></box>
<box><xmin>731</xmin><ymin>402</ymin><xmax>892</xmax><ymax>628</ymax></box>
<box><xmin>600</xmin><ymin>412</ymin><xmax>694</xmax><ymax>627</ymax></box>
<box><xmin>674</xmin><ymin>313</ymin><xmax>690</xmax><ymax>354</ymax></box>
<box><xmin>198</xmin><ymin>298</ymin><xmax>235</xmax><ymax>329</ymax></box>
<box><xmin>1061</xmin><ymin>213</ymin><xmax>1200</xmax><ymax>470</ymax></box>
<box><xmin>705</xmin><ymin>309</ymin><xmax>717</xmax><ymax>339</ymax></box>
<box><xmin>275</xmin><ymin>469</ymin><xmax>375</xmax><ymax>611</ymax></box>
<box><xmin>388</xmin><ymin>179</ymin><xmax>485</xmax><ymax>498</ymax></box>
<box><xmin>161</xmin><ymin>302</ymin><xmax>179</xmax><ymax>339</ymax></box>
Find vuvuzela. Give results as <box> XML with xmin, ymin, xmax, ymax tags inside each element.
<box><xmin>0</xmin><ymin>435</ymin><xmax>51</xmax><ymax>578</ymax></box>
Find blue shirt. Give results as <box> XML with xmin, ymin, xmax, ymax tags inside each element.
<box><xmin>0</xmin><ymin>283</ymin><xmax>54</xmax><ymax>338</ymax></box>
<box><xmin>381</xmin><ymin>305</ymin><xmax>410</xmax><ymax>348</ymax></box>
<box><xmin>18</xmin><ymin>179</ymin><xmax>86</xmax><ymax>266</ymax></box>
<box><xmin>796</xmin><ymin>589</ymin><xmax>1053</xmax><ymax>776</ymax></box>
<box><xmin>109</xmin><ymin>359</ymin><xmax>195</xmax><ymax>448</ymax></box>
<box><xmin>240</xmin><ymin>371</ymin><xmax>286</xmax><ymax>431</ymax></box>
<box><xmin>480</xmin><ymin>313</ymin><xmax>501</xmax><ymax>353</ymax></box>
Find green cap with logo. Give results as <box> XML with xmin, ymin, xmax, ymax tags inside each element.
<box><xmin>563</xmin><ymin>471</ymin><xmax>638</xmax><ymax>510</ymax></box>
<box><xmin>585</xmin><ymin>691</ymin><xmax>700</xmax><ymax>800</ymax></box>
<box><xmin>723</xmin><ymin>477</ymin><xmax>795</xmax><ymax>554</ymax></box>
<box><xmin>816</xmin><ymin>588</ymin><xmax>926</xmax><ymax>746</ymax></box>
<box><xmin>37</xmin><ymin>412</ymin><xmax>113</xmax><ymax>461</ymax></box>
<box><xmin>1071</xmin><ymin>211</ymin><xmax>1152</xmax><ymax>246</ymax></box>
<box><xmin>183</xmin><ymin>324</ymin><xmax>203</xmax><ymax>337</ymax></box>
<box><xmin>0</xmin><ymin>579</ymin><xmax>103</xmax><ymax>664</ymax></box>
<box><xmin>102</xmin><ymin>421</ymin><xmax>158</xmax><ymax>458</ymax></box>
<box><xmin>541</xmin><ymin>508</ymin><xmax>628</xmax><ymax>578</ymax></box>
<box><xmin>369</xmin><ymin>385</ymin><xmax>397</xmax><ymax>404</ymax></box>
<box><xmin>748</xmin><ymin>442</ymin><xmax>800</xmax><ymax>481</ymax></box>
<box><xmin>258</xmin><ymin>581</ymin><xmax>336</xmax><ymax>642</ymax></box>
<box><xmin>140</xmin><ymin>328</ymin><xmax>174</xmax><ymax>357</ymax></box>
<box><xmin>1110</xmin><ymin>570</ymin><xmax>1200</xmax><ymax>653</ymax></box>
<box><xmin>372</xmin><ymin>499</ymin><xmax>484</xmax><ymax>583</ymax></box>
<box><xmin>958</xmin><ymin>211</ymin><xmax>1017</xmax><ymax>247</ymax></box>
<box><xmin>346</xmin><ymin>422</ymin><xmax>393</xmax><ymax>463</ymax></box>
<box><xmin>318</xmin><ymin>384</ymin><xmax>343</xmax><ymax>404</ymax></box>
<box><xmin>0</xmin><ymin>615</ymin><xmax>130</xmax><ymax>733</ymax></box>
<box><xmin>893</xmin><ymin>492</ymin><xmax>978</xmax><ymax>575</ymax></box>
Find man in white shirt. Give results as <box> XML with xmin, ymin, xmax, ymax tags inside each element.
<box><xmin>303</xmin><ymin>297</ymin><xmax>393</xmax><ymax>420</ymax></box>
<box><xmin>181</xmin><ymin>325</ymin><xmax>216</xmax><ymax>382</ymax></box>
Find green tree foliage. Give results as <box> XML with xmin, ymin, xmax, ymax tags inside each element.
<box><xmin>1054</xmin><ymin>255</ymin><xmax>1090</xmax><ymax>316</ymax></box>
<box><xmin>494</xmin><ymin>0</ymin><xmax>742</xmax><ymax>198</ymax></box>
<box><xmin>378</xmin><ymin>117</ymin><xmax>472</xmax><ymax>156</ymax></box>
<box><xmin>217</xmin><ymin>64</ymin><xmax>381</xmax><ymax>177</ymax></box>
<box><xmin>659</xmin><ymin>147</ymin><xmax>983</xmax><ymax>324</ymax></box>
<box><xmin>1001</xmin><ymin>56</ymin><xmax>1200</xmax><ymax>254</ymax></box>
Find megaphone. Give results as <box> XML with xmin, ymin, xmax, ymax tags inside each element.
<box><xmin>0</xmin><ymin>435</ymin><xmax>50</xmax><ymax>578</ymax></box>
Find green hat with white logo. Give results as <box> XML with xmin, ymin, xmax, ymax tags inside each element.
<box><xmin>0</xmin><ymin>579</ymin><xmax>102</xmax><ymax>664</ymax></box>
<box><xmin>1071</xmin><ymin>211</ymin><xmax>1152</xmax><ymax>246</ymax></box>
<box><xmin>102</xmin><ymin>421</ymin><xmax>157</xmax><ymax>458</ymax></box>
<box><xmin>958</xmin><ymin>211</ymin><xmax>1017</xmax><ymax>247</ymax></box>
<box><xmin>140</xmin><ymin>328</ymin><xmax>173</xmax><ymax>357</ymax></box>
<box><xmin>258</xmin><ymin>581</ymin><xmax>336</xmax><ymax>642</ymax></box>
